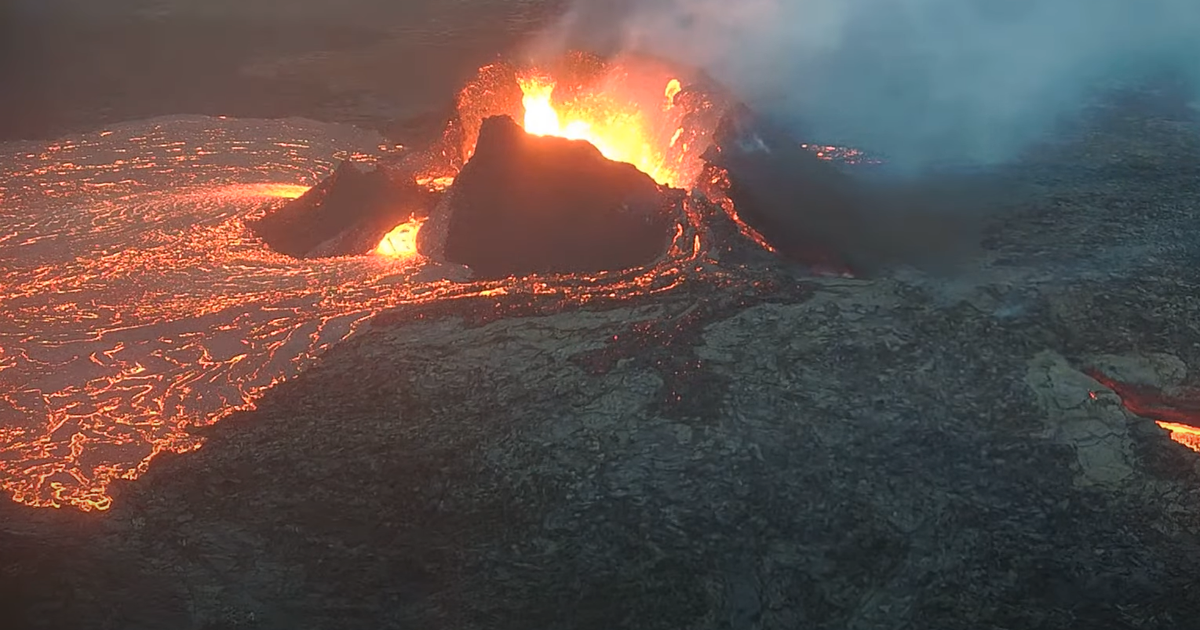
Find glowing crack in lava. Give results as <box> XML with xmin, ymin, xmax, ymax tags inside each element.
<box><xmin>0</xmin><ymin>59</ymin><xmax>727</xmax><ymax>511</ymax></box>
<box><xmin>0</xmin><ymin>116</ymin><xmax>424</xmax><ymax>511</ymax></box>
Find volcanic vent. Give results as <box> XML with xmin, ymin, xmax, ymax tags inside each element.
<box><xmin>249</xmin><ymin>52</ymin><xmax>815</xmax><ymax>277</ymax></box>
<box><xmin>1</xmin><ymin>51</ymin><xmax>876</xmax><ymax>512</ymax></box>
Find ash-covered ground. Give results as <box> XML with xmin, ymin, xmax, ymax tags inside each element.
<box><xmin>4</xmin><ymin>4</ymin><xmax>1200</xmax><ymax>630</ymax></box>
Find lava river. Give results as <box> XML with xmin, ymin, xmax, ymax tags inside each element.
<box><xmin>0</xmin><ymin>115</ymin><xmax>701</xmax><ymax>511</ymax></box>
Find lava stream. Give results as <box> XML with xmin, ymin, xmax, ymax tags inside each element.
<box><xmin>1088</xmin><ymin>370</ymin><xmax>1200</xmax><ymax>454</ymax></box>
<box><xmin>0</xmin><ymin>115</ymin><xmax>701</xmax><ymax>511</ymax></box>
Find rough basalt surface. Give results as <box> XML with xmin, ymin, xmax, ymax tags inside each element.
<box><xmin>704</xmin><ymin>106</ymin><xmax>986</xmax><ymax>275</ymax></box>
<box><xmin>5</xmin><ymin>85</ymin><xmax>1200</xmax><ymax>630</ymax></box>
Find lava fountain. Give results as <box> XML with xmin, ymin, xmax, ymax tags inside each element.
<box><xmin>516</xmin><ymin>73</ymin><xmax>687</xmax><ymax>187</ymax></box>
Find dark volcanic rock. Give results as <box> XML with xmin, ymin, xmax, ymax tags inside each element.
<box><xmin>704</xmin><ymin>106</ymin><xmax>983</xmax><ymax>274</ymax></box>
<box><xmin>6</xmin><ymin>85</ymin><xmax>1200</xmax><ymax>630</ymax></box>
<box><xmin>428</xmin><ymin>115</ymin><xmax>673</xmax><ymax>278</ymax></box>
<box><xmin>251</xmin><ymin>161</ymin><xmax>437</xmax><ymax>259</ymax></box>
<box><xmin>703</xmin><ymin>106</ymin><xmax>866</xmax><ymax>268</ymax></box>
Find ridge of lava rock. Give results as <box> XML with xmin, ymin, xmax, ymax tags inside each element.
<box><xmin>704</xmin><ymin>106</ymin><xmax>986</xmax><ymax>275</ymax></box>
<box><xmin>431</xmin><ymin>115</ymin><xmax>675</xmax><ymax>278</ymax></box>
<box><xmin>251</xmin><ymin>161</ymin><xmax>433</xmax><ymax>259</ymax></box>
<box><xmin>702</xmin><ymin>107</ymin><xmax>869</xmax><ymax>271</ymax></box>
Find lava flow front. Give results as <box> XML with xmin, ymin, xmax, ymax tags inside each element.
<box><xmin>1088</xmin><ymin>371</ymin><xmax>1200</xmax><ymax>454</ymax></box>
<box><xmin>0</xmin><ymin>56</ymin><xmax>730</xmax><ymax>512</ymax></box>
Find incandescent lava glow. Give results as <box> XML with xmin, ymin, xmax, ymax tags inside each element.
<box><xmin>1087</xmin><ymin>370</ymin><xmax>1200</xmax><ymax>454</ymax></box>
<box><xmin>237</xmin><ymin>183</ymin><xmax>312</xmax><ymax>199</ymax></box>
<box><xmin>376</xmin><ymin>218</ymin><xmax>424</xmax><ymax>259</ymax></box>
<box><xmin>0</xmin><ymin>111</ymin><xmax>706</xmax><ymax>512</ymax></box>
<box><xmin>1</xmin><ymin>54</ymin><xmax>814</xmax><ymax>512</ymax></box>
<box><xmin>664</xmin><ymin>79</ymin><xmax>682</xmax><ymax>104</ymax></box>
<box><xmin>515</xmin><ymin>72</ymin><xmax>685</xmax><ymax>187</ymax></box>
<box><xmin>415</xmin><ymin>175</ymin><xmax>455</xmax><ymax>192</ymax></box>
<box><xmin>519</xmin><ymin>76</ymin><xmax>564</xmax><ymax>137</ymax></box>
<box><xmin>0</xmin><ymin>116</ymin><xmax>405</xmax><ymax>511</ymax></box>
<box><xmin>1159</xmin><ymin>422</ymin><xmax>1200</xmax><ymax>453</ymax></box>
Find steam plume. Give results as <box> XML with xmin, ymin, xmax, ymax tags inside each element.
<box><xmin>535</xmin><ymin>0</ymin><xmax>1200</xmax><ymax>170</ymax></box>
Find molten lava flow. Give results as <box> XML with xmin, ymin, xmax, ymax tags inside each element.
<box><xmin>1158</xmin><ymin>422</ymin><xmax>1200</xmax><ymax>452</ymax></box>
<box><xmin>515</xmin><ymin>73</ymin><xmax>685</xmax><ymax>187</ymax></box>
<box><xmin>376</xmin><ymin>218</ymin><xmax>424</xmax><ymax>259</ymax></box>
<box><xmin>1088</xmin><ymin>370</ymin><xmax>1200</xmax><ymax>454</ymax></box>
<box><xmin>236</xmin><ymin>183</ymin><xmax>312</xmax><ymax>199</ymax></box>
<box><xmin>1</xmin><ymin>55</ymin><xmax>877</xmax><ymax>512</ymax></box>
<box><xmin>416</xmin><ymin>175</ymin><xmax>455</xmax><ymax>192</ymax></box>
<box><xmin>697</xmin><ymin>164</ymin><xmax>777</xmax><ymax>254</ymax></box>
<box><xmin>801</xmin><ymin>144</ymin><xmax>884</xmax><ymax>166</ymax></box>
<box><xmin>0</xmin><ymin>113</ymin><xmax>706</xmax><ymax>512</ymax></box>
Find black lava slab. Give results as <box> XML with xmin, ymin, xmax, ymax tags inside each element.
<box><xmin>703</xmin><ymin>105</ymin><xmax>986</xmax><ymax>274</ymax></box>
<box><xmin>251</xmin><ymin>161</ymin><xmax>437</xmax><ymax>259</ymax></box>
<box><xmin>430</xmin><ymin>115</ymin><xmax>674</xmax><ymax>278</ymax></box>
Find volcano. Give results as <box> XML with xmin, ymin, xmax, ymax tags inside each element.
<box><xmin>0</xmin><ymin>51</ymin><xmax>905</xmax><ymax>514</ymax></box>
<box><xmin>9</xmin><ymin>9</ymin><xmax>1200</xmax><ymax>630</ymax></box>
<box><xmin>252</xmin><ymin>52</ymin><xmax>875</xmax><ymax>277</ymax></box>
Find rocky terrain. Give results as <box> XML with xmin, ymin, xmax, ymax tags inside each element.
<box><xmin>4</xmin><ymin>3</ymin><xmax>1200</xmax><ymax>629</ymax></box>
<box><xmin>3</xmin><ymin>85</ymin><xmax>1200</xmax><ymax>629</ymax></box>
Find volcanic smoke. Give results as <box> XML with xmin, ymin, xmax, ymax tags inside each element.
<box><xmin>539</xmin><ymin>0</ymin><xmax>1200</xmax><ymax>170</ymax></box>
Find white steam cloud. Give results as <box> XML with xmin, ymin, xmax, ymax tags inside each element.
<box><xmin>535</xmin><ymin>0</ymin><xmax>1200</xmax><ymax>170</ymax></box>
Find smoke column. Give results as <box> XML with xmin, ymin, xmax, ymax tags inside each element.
<box><xmin>535</xmin><ymin>0</ymin><xmax>1200</xmax><ymax>170</ymax></box>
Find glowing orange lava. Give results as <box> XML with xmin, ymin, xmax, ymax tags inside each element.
<box><xmin>235</xmin><ymin>183</ymin><xmax>312</xmax><ymax>199</ymax></box>
<box><xmin>416</xmin><ymin>175</ymin><xmax>455</xmax><ymax>191</ymax></box>
<box><xmin>515</xmin><ymin>73</ymin><xmax>686</xmax><ymax>187</ymax></box>
<box><xmin>2</xmin><ymin>56</ymin><xmax>873</xmax><ymax>512</ymax></box>
<box><xmin>664</xmin><ymin>79</ymin><xmax>682</xmax><ymax>105</ymax></box>
<box><xmin>1158</xmin><ymin>422</ymin><xmax>1200</xmax><ymax>453</ymax></box>
<box><xmin>0</xmin><ymin>111</ymin><xmax>706</xmax><ymax>512</ymax></box>
<box><xmin>1087</xmin><ymin>370</ymin><xmax>1200</xmax><ymax>454</ymax></box>
<box><xmin>376</xmin><ymin>218</ymin><xmax>424</xmax><ymax>259</ymax></box>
